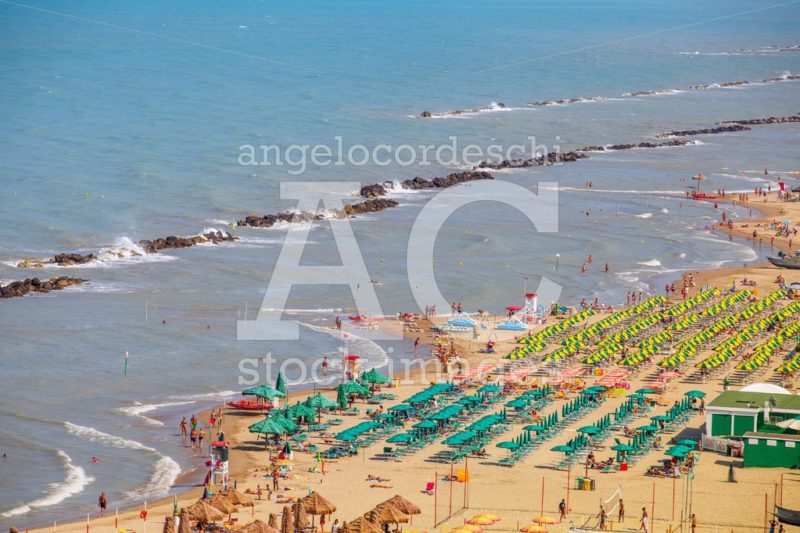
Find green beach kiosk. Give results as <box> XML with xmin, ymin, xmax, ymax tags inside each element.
<box><xmin>705</xmin><ymin>384</ymin><xmax>800</xmax><ymax>468</ymax></box>
<box><xmin>705</xmin><ymin>384</ymin><xmax>800</xmax><ymax>438</ymax></box>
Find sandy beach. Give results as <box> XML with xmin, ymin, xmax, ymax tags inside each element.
<box><xmin>22</xmin><ymin>191</ymin><xmax>800</xmax><ymax>533</ymax></box>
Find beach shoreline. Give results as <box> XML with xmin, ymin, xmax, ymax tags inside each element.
<box><xmin>17</xmin><ymin>191</ymin><xmax>800</xmax><ymax>532</ymax></box>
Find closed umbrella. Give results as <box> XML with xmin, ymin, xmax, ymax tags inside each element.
<box><xmin>275</xmin><ymin>372</ymin><xmax>288</xmax><ymax>396</ymax></box>
<box><xmin>268</xmin><ymin>514</ymin><xmax>279</xmax><ymax>529</ymax></box>
<box><xmin>281</xmin><ymin>505</ymin><xmax>294</xmax><ymax>533</ymax></box>
<box><xmin>178</xmin><ymin>509</ymin><xmax>191</xmax><ymax>533</ymax></box>
<box><xmin>294</xmin><ymin>502</ymin><xmax>310</xmax><ymax>530</ymax></box>
<box><xmin>337</xmin><ymin>385</ymin><xmax>349</xmax><ymax>410</ymax></box>
<box><xmin>162</xmin><ymin>517</ymin><xmax>175</xmax><ymax>533</ymax></box>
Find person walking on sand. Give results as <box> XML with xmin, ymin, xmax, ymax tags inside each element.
<box><xmin>272</xmin><ymin>467</ymin><xmax>280</xmax><ymax>490</ymax></box>
<box><xmin>198</xmin><ymin>429</ymin><xmax>205</xmax><ymax>452</ymax></box>
<box><xmin>180</xmin><ymin>417</ymin><xmax>188</xmax><ymax>436</ymax></box>
<box><xmin>558</xmin><ymin>498</ymin><xmax>567</xmax><ymax>521</ymax></box>
<box><xmin>691</xmin><ymin>514</ymin><xmax>697</xmax><ymax>533</ymax></box>
<box><xmin>190</xmin><ymin>428</ymin><xmax>197</xmax><ymax>450</ymax></box>
<box><xmin>769</xmin><ymin>519</ymin><xmax>778</xmax><ymax>533</ymax></box>
<box><xmin>414</xmin><ymin>337</ymin><xmax>420</xmax><ymax>355</ymax></box>
<box><xmin>322</xmin><ymin>356</ymin><xmax>329</xmax><ymax>376</ymax></box>
<box><xmin>639</xmin><ymin>508</ymin><xmax>649</xmax><ymax>533</ymax></box>
<box><xmin>618</xmin><ymin>498</ymin><xmax>625</xmax><ymax>522</ymax></box>
<box><xmin>190</xmin><ymin>414</ymin><xmax>198</xmax><ymax>431</ymax></box>
<box><xmin>331</xmin><ymin>519</ymin><xmax>340</xmax><ymax>533</ymax></box>
<box><xmin>98</xmin><ymin>492</ymin><xmax>107</xmax><ymax>517</ymax></box>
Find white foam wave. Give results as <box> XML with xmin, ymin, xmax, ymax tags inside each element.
<box><xmin>637</xmin><ymin>259</ymin><xmax>662</xmax><ymax>267</ymax></box>
<box><xmin>116</xmin><ymin>401</ymin><xmax>196</xmax><ymax>426</ymax></box>
<box><xmin>300</xmin><ymin>322</ymin><xmax>390</xmax><ymax>372</ymax></box>
<box><xmin>123</xmin><ymin>456</ymin><xmax>181</xmax><ymax>500</ymax></box>
<box><xmin>167</xmin><ymin>390</ymin><xmax>239</xmax><ymax>401</ymax></box>
<box><xmin>634</xmin><ymin>212</ymin><xmax>653</xmax><ymax>219</ymax></box>
<box><xmin>1</xmin><ymin>450</ymin><xmax>94</xmax><ymax>518</ymax></box>
<box><xmin>660</xmin><ymin>208</ymin><xmax>670</xmax><ymax>214</ymax></box>
<box><xmin>64</xmin><ymin>421</ymin><xmax>157</xmax><ymax>452</ymax></box>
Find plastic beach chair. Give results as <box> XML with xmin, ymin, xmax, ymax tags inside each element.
<box><xmin>423</xmin><ymin>482</ymin><xmax>435</xmax><ymax>495</ymax></box>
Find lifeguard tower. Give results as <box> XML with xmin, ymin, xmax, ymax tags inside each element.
<box><xmin>522</xmin><ymin>293</ymin><xmax>539</xmax><ymax>323</ymax></box>
<box><xmin>210</xmin><ymin>440</ymin><xmax>229</xmax><ymax>488</ymax></box>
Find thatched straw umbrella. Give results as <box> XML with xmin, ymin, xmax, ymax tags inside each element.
<box><xmin>238</xmin><ymin>519</ymin><xmax>281</xmax><ymax>533</ymax></box>
<box><xmin>294</xmin><ymin>502</ymin><xmax>310</xmax><ymax>530</ymax></box>
<box><xmin>381</xmin><ymin>495</ymin><xmax>421</xmax><ymax>516</ymax></box>
<box><xmin>162</xmin><ymin>516</ymin><xmax>175</xmax><ymax>533</ymax></box>
<box><xmin>340</xmin><ymin>517</ymin><xmax>382</xmax><ymax>533</ymax></box>
<box><xmin>301</xmin><ymin>492</ymin><xmax>337</xmax><ymax>515</ymax></box>
<box><xmin>268</xmin><ymin>513</ymin><xmax>280</xmax><ymax>529</ymax></box>
<box><xmin>301</xmin><ymin>491</ymin><xmax>337</xmax><ymax>528</ymax></box>
<box><xmin>178</xmin><ymin>509</ymin><xmax>192</xmax><ymax>533</ymax></box>
<box><xmin>205</xmin><ymin>494</ymin><xmax>239</xmax><ymax>514</ymax></box>
<box><xmin>281</xmin><ymin>505</ymin><xmax>295</xmax><ymax>533</ymax></box>
<box><xmin>224</xmin><ymin>489</ymin><xmax>255</xmax><ymax>507</ymax></box>
<box><xmin>185</xmin><ymin>500</ymin><xmax>226</xmax><ymax>524</ymax></box>
<box><xmin>365</xmin><ymin>503</ymin><xmax>408</xmax><ymax>525</ymax></box>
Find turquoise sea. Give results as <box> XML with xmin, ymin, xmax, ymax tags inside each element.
<box><xmin>1</xmin><ymin>0</ymin><xmax>799</xmax><ymax>526</ymax></box>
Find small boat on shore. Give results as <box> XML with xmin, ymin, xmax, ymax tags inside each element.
<box><xmin>226</xmin><ymin>400</ymin><xmax>274</xmax><ymax>411</ymax></box>
<box><xmin>767</xmin><ymin>250</ymin><xmax>800</xmax><ymax>269</ymax></box>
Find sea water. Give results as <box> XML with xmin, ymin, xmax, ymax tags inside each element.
<box><xmin>1</xmin><ymin>0</ymin><xmax>800</xmax><ymax>526</ymax></box>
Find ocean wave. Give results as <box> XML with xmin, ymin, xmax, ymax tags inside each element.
<box><xmin>299</xmin><ymin>322</ymin><xmax>390</xmax><ymax>373</ymax></box>
<box><xmin>0</xmin><ymin>450</ymin><xmax>94</xmax><ymax>518</ymax></box>
<box><xmin>123</xmin><ymin>455</ymin><xmax>181</xmax><ymax>501</ymax></box>
<box><xmin>637</xmin><ymin>259</ymin><xmax>662</xmax><ymax>267</ymax></box>
<box><xmin>166</xmin><ymin>390</ymin><xmax>239</xmax><ymax>401</ymax></box>
<box><xmin>116</xmin><ymin>400</ymin><xmax>196</xmax><ymax>426</ymax></box>
<box><xmin>622</xmin><ymin>88</ymin><xmax>685</xmax><ymax>97</ymax></box>
<box><xmin>64</xmin><ymin>421</ymin><xmax>157</xmax><ymax>452</ymax></box>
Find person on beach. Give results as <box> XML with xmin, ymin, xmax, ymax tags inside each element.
<box><xmin>190</xmin><ymin>428</ymin><xmax>197</xmax><ymax>449</ymax></box>
<box><xmin>98</xmin><ymin>492</ymin><xmax>107</xmax><ymax>517</ymax></box>
<box><xmin>331</xmin><ymin>519</ymin><xmax>340</xmax><ymax>533</ymax></box>
<box><xmin>618</xmin><ymin>498</ymin><xmax>625</xmax><ymax>522</ymax></box>
<box><xmin>180</xmin><ymin>417</ymin><xmax>187</xmax><ymax>436</ymax></box>
<box><xmin>558</xmin><ymin>498</ymin><xmax>567</xmax><ymax>520</ymax></box>
<box><xmin>190</xmin><ymin>414</ymin><xmax>198</xmax><ymax>431</ymax></box>
<box><xmin>272</xmin><ymin>467</ymin><xmax>280</xmax><ymax>490</ymax></box>
<box><xmin>691</xmin><ymin>514</ymin><xmax>697</xmax><ymax>533</ymax></box>
<box><xmin>769</xmin><ymin>519</ymin><xmax>778</xmax><ymax>533</ymax></box>
<box><xmin>322</xmin><ymin>357</ymin><xmax>329</xmax><ymax>376</ymax></box>
<box><xmin>598</xmin><ymin>507</ymin><xmax>607</xmax><ymax>530</ymax></box>
<box><xmin>210</xmin><ymin>411</ymin><xmax>216</xmax><ymax>428</ymax></box>
<box><xmin>640</xmin><ymin>508</ymin><xmax>649</xmax><ymax>533</ymax></box>
<box><xmin>335</xmin><ymin>316</ymin><xmax>342</xmax><ymax>330</ymax></box>
<box><xmin>414</xmin><ymin>337</ymin><xmax>420</xmax><ymax>355</ymax></box>
<box><xmin>604</xmin><ymin>263</ymin><xmax>609</xmax><ymax>273</ymax></box>
<box><xmin>198</xmin><ymin>429</ymin><xmax>205</xmax><ymax>451</ymax></box>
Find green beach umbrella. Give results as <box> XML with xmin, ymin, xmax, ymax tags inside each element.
<box><xmin>388</xmin><ymin>404</ymin><xmax>412</xmax><ymax>412</ymax></box>
<box><xmin>636</xmin><ymin>387</ymin><xmax>655</xmax><ymax>394</ymax></box>
<box><xmin>637</xmin><ymin>424</ymin><xmax>659</xmax><ymax>432</ymax></box>
<box><xmin>651</xmin><ymin>415</ymin><xmax>672</xmax><ymax>422</ymax></box>
<box><xmin>386</xmin><ymin>433</ymin><xmax>415</xmax><ymax>444</ymax></box>
<box><xmin>360</xmin><ymin>369</ymin><xmax>391</xmax><ymax>384</ymax></box>
<box><xmin>677</xmin><ymin>439</ymin><xmax>698</xmax><ymax>448</ymax></box>
<box><xmin>684</xmin><ymin>390</ymin><xmax>706</xmax><ymax>398</ymax></box>
<box><xmin>577</xmin><ymin>426</ymin><xmax>601</xmax><ymax>435</ymax></box>
<box><xmin>523</xmin><ymin>424</ymin><xmax>545</xmax><ymax>432</ymax></box>
<box><xmin>478</xmin><ymin>384</ymin><xmax>502</xmax><ymax>394</ymax></box>
<box><xmin>665</xmin><ymin>449</ymin><xmax>687</xmax><ymax>458</ymax></box>
<box><xmin>551</xmin><ymin>444</ymin><xmax>573</xmax><ymax>453</ymax></box>
<box><xmin>242</xmin><ymin>384</ymin><xmax>286</xmax><ymax>400</ymax></box>
<box><xmin>305</xmin><ymin>392</ymin><xmax>338</xmax><ymax>410</ymax></box>
<box><xmin>275</xmin><ymin>372</ymin><xmax>288</xmax><ymax>396</ymax></box>
<box><xmin>413</xmin><ymin>420</ymin><xmax>438</xmax><ymax>430</ymax></box>
<box><xmin>287</xmin><ymin>401</ymin><xmax>316</xmax><ymax>420</ymax></box>
<box><xmin>611</xmin><ymin>444</ymin><xmax>634</xmax><ymax>452</ymax></box>
<box><xmin>270</xmin><ymin>413</ymin><xmax>298</xmax><ymax>433</ymax></box>
<box><xmin>336</xmin><ymin>386</ymin><xmax>348</xmax><ymax>410</ymax></box>
<box><xmin>496</xmin><ymin>441</ymin><xmax>520</xmax><ymax>450</ymax></box>
<box><xmin>249</xmin><ymin>417</ymin><xmax>288</xmax><ymax>435</ymax></box>
<box><xmin>506</xmin><ymin>399</ymin><xmax>529</xmax><ymax>409</ymax></box>
<box><xmin>338</xmin><ymin>382</ymin><xmax>370</xmax><ymax>396</ymax></box>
